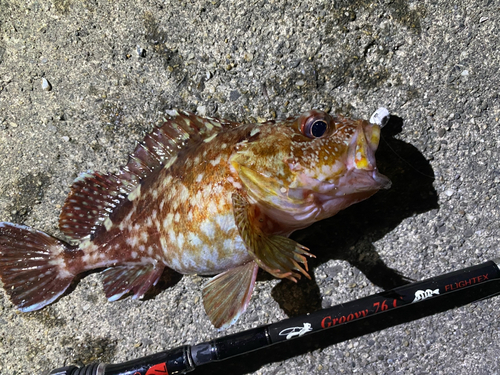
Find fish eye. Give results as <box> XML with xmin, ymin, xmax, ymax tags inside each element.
<box><xmin>301</xmin><ymin>116</ymin><xmax>330</xmax><ymax>139</ymax></box>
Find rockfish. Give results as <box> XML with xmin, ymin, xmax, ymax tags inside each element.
<box><xmin>0</xmin><ymin>108</ymin><xmax>391</xmax><ymax>328</ymax></box>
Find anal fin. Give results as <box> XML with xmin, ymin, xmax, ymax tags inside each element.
<box><xmin>202</xmin><ymin>261</ymin><xmax>259</xmax><ymax>329</ymax></box>
<box><xmin>102</xmin><ymin>264</ymin><xmax>164</xmax><ymax>302</ymax></box>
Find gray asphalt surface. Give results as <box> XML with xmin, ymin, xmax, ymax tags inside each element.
<box><xmin>1</xmin><ymin>1</ymin><xmax>499</xmax><ymax>374</ymax></box>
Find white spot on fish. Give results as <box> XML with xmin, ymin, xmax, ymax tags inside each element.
<box><xmin>188</xmin><ymin>232</ymin><xmax>203</xmax><ymax>247</ymax></box>
<box><xmin>204</xmin><ymin>122</ymin><xmax>214</xmax><ymax>131</ymax></box>
<box><xmin>203</xmin><ymin>133</ymin><xmax>217</xmax><ymax>143</ymax></box>
<box><xmin>178</xmin><ymin>184</ymin><xmax>190</xmax><ymax>203</ymax></box>
<box><xmin>210</xmin><ymin>120</ymin><xmax>222</xmax><ymax>128</ymax></box>
<box><xmin>209</xmin><ymin>155</ymin><xmax>222</xmax><ymax>166</ymax></box>
<box><xmin>207</xmin><ymin>201</ymin><xmax>217</xmax><ymax>215</ymax></box>
<box><xmin>79</xmin><ymin>239</ymin><xmax>94</xmax><ymax>250</ymax></box>
<box><xmin>177</xmin><ymin>233</ymin><xmax>185</xmax><ymax>249</ymax></box>
<box><xmin>160</xmin><ymin>237</ymin><xmax>168</xmax><ymax>257</ymax></box>
<box><xmin>128</xmin><ymin>185</ymin><xmax>141</xmax><ymax>201</ymax></box>
<box><xmin>168</xmin><ymin>228</ymin><xmax>176</xmax><ymax>243</ymax></box>
<box><xmin>227</xmin><ymin>176</ymin><xmax>242</xmax><ymax>190</ymax></box>
<box><xmin>126</xmin><ymin>236</ymin><xmax>139</xmax><ymax>248</ymax></box>
<box><xmin>170</xmin><ymin>257</ymin><xmax>181</xmax><ymax>271</ymax></box>
<box><xmin>214</xmin><ymin>213</ymin><xmax>235</xmax><ymax>233</ymax></box>
<box><xmin>201</xmin><ymin>244</ymin><xmax>217</xmax><ymax>265</ymax></box>
<box><xmin>164</xmin><ymin>155</ymin><xmax>178</xmax><ymax>170</ymax></box>
<box><xmin>181</xmin><ymin>251</ymin><xmax>197</xmax><ymax>269</ymax></box>
<box><xmin>223</xmin><ymin>239</ymin><xmax>232</xmax><ymax>250</ymax></box>
<box><xmin>250</xmin><ymin>127</ymin><xmax>261</xmax><ymax>137</ymax></box>
<box><xmin>163</xmin><ymin>213</ymin><xmax>174</xmax><ymax>229</ymax></box>
<box><xmin>200</xmin><ymin>220</ymin><xmax>215</xmax><ymax>239</ymax></box>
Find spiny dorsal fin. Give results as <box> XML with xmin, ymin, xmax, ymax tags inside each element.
<box><xmin>59</xmin><ymin>111</ymin><xmax>240</xmax><ymax>242</ymax></box>
<box><xmin>118</xmin><ymin>110</ymin><xmax>240</xmax><ymax>183</ymax></box>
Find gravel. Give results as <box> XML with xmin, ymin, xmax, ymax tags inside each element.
<box><xmin>0</xmin><ymin>1</ymin><xmax>499</xmax><ymax>374</ymax></box>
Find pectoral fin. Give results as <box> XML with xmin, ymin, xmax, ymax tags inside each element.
<box><xmin>202</xmin><ymin>261</ymin><xmax>259</xmax><ymax>329</ymax></box>
<box><xmin>232</xmin><ymin>191</ymin><xmax>314</xmax><ymax>282</ymax></box>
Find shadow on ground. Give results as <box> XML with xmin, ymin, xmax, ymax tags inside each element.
<box><xmin>271</xmin><ymin>116</ymin><xmax>438</xmax><ymax>316</ymax></box>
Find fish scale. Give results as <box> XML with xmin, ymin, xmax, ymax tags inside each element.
<box><xmin>0</xmin><ymin>108</ymin><xmax>391</xmax><ymax>329</ymax></box>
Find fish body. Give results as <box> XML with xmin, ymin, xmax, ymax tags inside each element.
<box><xmin>0</xmin><ymin>109</ymin><xmax>390</xmax><ymax>328</ymax></box>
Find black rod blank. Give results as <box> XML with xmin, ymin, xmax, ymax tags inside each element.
<box><xmin>47</xmin><ymin>258</ymin><xmax>500</xmax><ymax>375</ymax></box>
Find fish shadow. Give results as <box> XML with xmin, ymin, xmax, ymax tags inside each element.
<box><xmin>270</xmin><ymin>115</ymin><xmax>439</xmax><ymax>317</ymax></box>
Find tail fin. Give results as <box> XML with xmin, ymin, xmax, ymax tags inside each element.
<box><xmin>0</xmin><ymin>222</ymin><xmax>76</xmax><ymax>312</ymax></box>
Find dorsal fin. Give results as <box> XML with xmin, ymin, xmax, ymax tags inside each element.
<box><xmin>118</xmin><ymin>110</ymin><xmax>240</xmax><ymax>184</ymax></box>
<box><xmin>59</xmin><ymin>172</ymin><xmax>129</xmax><ymax>242</ymax></box>
<box><xmin>59</xmin><ymin>111</ymin><xmax>240</xmax><ymax>242</ymax></box>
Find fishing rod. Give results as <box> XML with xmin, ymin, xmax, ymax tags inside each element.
<box><xmin>47</xmin><ymin>257</ymin><xmax>500</xmax><ymax>375</ymax></box>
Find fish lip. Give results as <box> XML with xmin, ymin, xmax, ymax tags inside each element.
<box><xmin>340</xmin><ymin>169</ymin><xmax>391</xmax><ymax>194</ymax></box>
<box><xmin>310</xmin><ymin>169</ymin><xmax>391</xmax><ymax>197</ymax></box>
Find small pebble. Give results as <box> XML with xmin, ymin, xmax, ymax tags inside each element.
<box><xmin>41</xmin><ymin>78</ymin><xmax>52</xmax><ymax>91</ymax></box>
<box><xmin>136</xmin><ymin>46</ymin><xmax>146</xmax><ymax>57</ymax></box>
<box><xmin>243</xmin><ymin>52</ymin><xmax>254</xmax><ymax>62</ymax></box>
<box><xmin>296</xmin><ymin>79</ymin><xmax>305</xmax><ymax>87</ymax></box>
<box><xmin>229</xmin><ymin>90</ymin><xmax>241</xmax><ymax>101</ymax></box>
<box><xmin>444</xmin><ymin>189</ymin><xmax>454</xmax><ymax>197</ymax></box>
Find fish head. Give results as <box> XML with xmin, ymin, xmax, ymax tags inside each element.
<box><xmin>230</xmin><ymin>109</ymin><xmax>391</xmax><ymax>230</ymax></box>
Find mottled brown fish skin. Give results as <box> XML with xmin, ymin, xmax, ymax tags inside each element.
<box><xmin>0</xmin><ymin>109</ymin><xmax>390</xmax><ymax>328</ymax></box>
<box><xmin>84</xmin><ymin>123</ymin><xmax>257</xmax><ymax>275</ymax></box>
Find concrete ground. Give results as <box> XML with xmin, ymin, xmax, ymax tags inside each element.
<box><xmin>0</xmin><ymin>0</ymin><xmax>499</xmax><ymax>374</ymax></box>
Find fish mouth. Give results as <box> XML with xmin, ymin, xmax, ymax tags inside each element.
<box><xmin>303</xmin><ymin>170</ymin><xmax>390</xmax><ymax>222</ymax></box>
<box><xmin>298</xmin><ymin>168</ymin><xmax>390</xmax><ymax>198</ymax></box>
<box><xmin>335</xmin><ymin>169</ymin><xmax>391</xmax><ymax>196</ymax></box>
